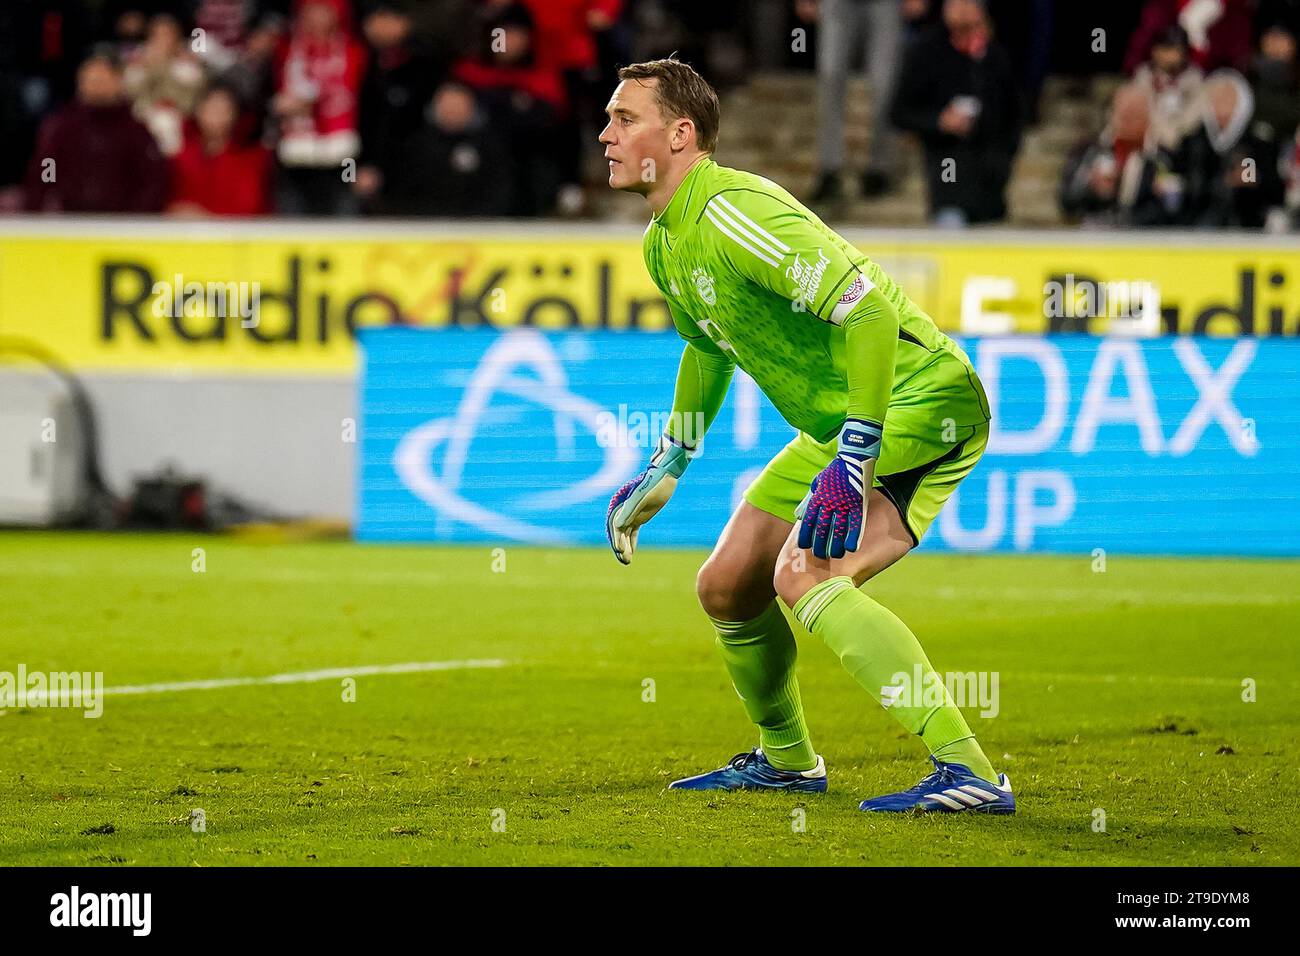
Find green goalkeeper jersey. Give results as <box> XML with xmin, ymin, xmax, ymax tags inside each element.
<box><xmin>643</xmin><ymin>156</ymin><xmax>989</xmax><ymax>444</ymax></box>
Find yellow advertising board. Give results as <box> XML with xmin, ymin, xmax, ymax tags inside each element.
<box><xmin>1</xmin><ymin>226</ymin><xmax>1297</xmax><ymax>372</ymax></box>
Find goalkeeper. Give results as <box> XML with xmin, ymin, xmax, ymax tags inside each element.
<box><xmin>601</xmin><ymin>58</ymin><xmax>1013</xmax><ymax>814</ymax></box>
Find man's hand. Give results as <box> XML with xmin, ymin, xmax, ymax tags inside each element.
<box><xmin>606</xmin><ymin>433</ymin><xmax>695</xmax><ymax>565</ymax></box>
<box><xmin>938</xmin><ymin>103</ymin><xmax>975</xmax><ymax>138</ymax></box>
<box><xmin>795</xmin><ymin>418</ymin><xmax>883</xmax><ymax>560</ymax></box>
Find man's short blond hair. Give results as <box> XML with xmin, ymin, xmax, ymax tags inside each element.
<box><xmin>617</xmin><ymin>58</ymin><xmax>720</xmax><ymax>153</ymax></box>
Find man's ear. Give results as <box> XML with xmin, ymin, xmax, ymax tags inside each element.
<box><xmin>670</xmin><ymin>118</ymin><xmax>696</xmax><ymax>154</ymax></box>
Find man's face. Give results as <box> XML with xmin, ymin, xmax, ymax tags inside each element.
<box><xmin>196</xmin><ymin>90</ymin><xmax>238</xmax><ymax>140</ymax></box>
<box><xmin>301</xmin><ymin>2</ymin><xmax>337</xmax><ymax>38</ymax></box>
<box><xmin>1151</xmin><ymin>43</ymin><xmax>1187</xmax><ymax>75</ymax></box>
<box><xmin>363</xmin><ymin>10</ymin><xmax>411</xmax><ymax>49</ymax></box>
<box><xmin>943</xmin><ymin>0</ymin><xmax>983</xmax><ymax>33</ymax></box>
<box><xmin>599</xmin><ymin>79</ymin><xmax>675</xmax><ymax>193</ymax></box>
<box><xmin>77</xmin><ymin>59</ymin><xmax>123</xmax><ymax>106</ymax></box>
<box><xmin>1262</xmin><ymin>27</ymin><xmax>1297</xmax><ymax>64</ymax></box>
<box><xmin>433</xmin><ymin>85</ymin><xmax>475</xmax><ymax>133</ymax></box>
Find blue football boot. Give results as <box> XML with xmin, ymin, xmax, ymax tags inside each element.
<box><xmin>668</xmin><ymin>748</ymin><xmax>828</xmax><ymax>793</ymax></box>
<box><xmin>858</xmin><ymin>757</ymin><xmax>1015</xmax><ymax>814</ymax></box>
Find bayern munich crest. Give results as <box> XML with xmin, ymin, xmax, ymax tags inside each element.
<box><xmin>839</xmin><ymin>274</ymin><xmax>866</xmax><ymax>305</ymax></box>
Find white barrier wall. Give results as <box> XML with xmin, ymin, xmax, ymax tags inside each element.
<box><xmin>79</xmin><ymin>373</ymin><xmax>355</xmax><ymax>520</ymax></box>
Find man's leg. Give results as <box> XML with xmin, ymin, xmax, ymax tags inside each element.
<box><xmin>773</xmin><ymin>432</ymin><xmax>999</xmax><ymax>785</ymax></box>
<box><xmin>696</xmin><ymin>501</ymin><xmax>816</xmax><ymax>771</ymax></box>
<box><xmin>814</xmin><ymin>0</ymin><xmax>857</xmax><ymax>181</ymax></box>
<box><xmin>862</xmin><ymin>0</ymin><xmax>903</xmax><ymax>182</ymax></box>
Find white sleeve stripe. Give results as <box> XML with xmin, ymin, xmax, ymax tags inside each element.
<box><xmin>704</xmin><ymin>200</ymin><xmax>785</xmax><ymax>261</ymax></box>
<box><xmin>703</xmin><ymin>208</ymin><xmax>780</xmax><ymax>268</ymax></box>
<box><xmin>711</xmin><ymin>195</ymin><xmax>792</xmax><ymax>252</ymax></box>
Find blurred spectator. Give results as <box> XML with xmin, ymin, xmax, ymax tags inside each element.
<box><xmin>804</xmin><ymin>0</ymin><xmax>905</xmax><ymax>203</ymax></box>
<box><xmin>1279</xmin><ymin>126</ymin><xmax>1300</xmax><ymax>228</ymax></box>
<box><xmin>24</xmin><ymin>51</ymin><xmax>170</xmax><ymax>213</ymax></box>
<box><xmin>124</xmin><ymin>13</ymin><xmax>209</xmax><ymax>156</ymax></box>
<box><xmin>1132</xmin><ymin>26</ymin><xmax>1204</xmax><ymax>149</ymax></box>
<box><xmin>102</xmin><ymin>3</ymin><xmax>152</xmax><ymax>62</ymax></box>
<box><xmin>189</xmin><ymin>0</ymin><xmax>290</xmax><ymax>72</ymax></box>
<box><xmin>1172</xmin><ymin>68</ymin><xmax>1284</xmax><ymax>227</ymax></box>
<box><xmin>273</xmin><ymin>0</ymin><xmax>367</xmax><ymax>215</ymax></box>
<box><xmin>1250</xmin><ymin>21</ymin><xmax>1300</xmax><ymax>143</ymax></box>
<box><xmin>628</xmin><ymin>1</ymin><xmax>747</xmax><ymax>86</ymax></box>
<box><xmin>891</xmin><ymin>0</ymin><xmax>1021</xmax><ymax>225</ymax></box>
<box><xmin>168</xmin><ymin>84</ymin><xmax>272</xmax><ymax>215</ymax></box>
<box><xmin>354</xmin><ymin>1</ymin><xmax>440</xmax><ymax>213</ymax></box>
<box><xmin>403</xmin><ymin>0</ymin><xmax>476</xmax><ymax>67</ymax></box>
<box><xmin>520</xmin><ymin>0</ymin><xmax>623</xmax><ymax>215</ymax></box>
<box><xmin>901</xmin><ymin>0</ymin><xmax>940</xmax><ymax>32</ymax></box>
<box><xmin>1258</xmin><ymin>0</ymin><xmax>1300</xmax><ymax>37</ymax></box>
<box><xmin>454</xmin><ymin>3</ymin><xmax>566</xmax><ymax>108</ymax></box>
<box><xmin>1060</xmin><ymin>84</ymin><xmax>1179</xmax><ymax>227</ymax></box>
<box><xmin>987</xmin><ymin>0</ymin><xmax>1053</xmax><ymax>125</ymax></box>
<box><xmin>0</xmin><ymin>2</ymin><xmax>90</xmax><ymax>199</ymax></box>
<box><xmin>1125</xmin><ymin>0</ymin><xmax>1255</xmax><ymax>76</ymax></box>
<box><xmin>212</xmin><ymin>10</ymin><xmax>287</xmax><ymax>133</ymax></box>
<box><xmin>378</xmin><ymin>82</ymin><xmax>513</xmax><ymax>216</ymax></box>
<box><xmin>453</xmin><ymin>3</ymin><xmax>564</xmax><ymax>216</ymax></box>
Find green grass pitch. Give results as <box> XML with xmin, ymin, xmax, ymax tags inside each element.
<box><xmin>1</xmin><ymin>531</ymin><xmax>1296</xmax><ymax>866</ymax></box>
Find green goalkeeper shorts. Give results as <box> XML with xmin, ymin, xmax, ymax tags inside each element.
<box><xmin>743</xmin><ymin>363</ymin><xmax>991</xmax><ymax>545</ymax></box>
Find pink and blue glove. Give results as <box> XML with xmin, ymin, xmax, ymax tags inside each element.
<box><xmin>606</xmin><ymin>433</ymin><xmax>695</xmax><ymax>565</ymax></box>
<box><xmin>795</xmin><ymin>418</ymin><xmax>883</xmax><ymax>560</ymax></box>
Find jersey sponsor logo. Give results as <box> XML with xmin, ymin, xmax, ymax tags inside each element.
<box><xmin>786</xmin><ymin>249</ymin><xmax>831</xmax><ymax>311</ymax></box>
<box><xmin>692</xmin><ymin>267</ymin><xmax>717</xmax><ymax>306</ymax></box>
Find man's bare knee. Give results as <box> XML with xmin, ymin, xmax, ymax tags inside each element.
<box><xmin>696</xmin><ymin>559</ymin><xmax>774</xmax><ymax>622</ymax></box>
<box><xmin>772</xmin><ymin>546</ymin><xmax>824</xmax><ymax>611</ymax></box>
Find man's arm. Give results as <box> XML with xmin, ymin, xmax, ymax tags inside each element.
<box><xmin>841</xmin><ymin>287</ymin><xmax>899</xmax><ymax>432</ymax></box>
<box><xmin>605</xmin><ymin>300</ymin><xmax>734</xmax><ymax>565</ymax></box>
<box><xmin>663</xmin><ymin>295</ymin><xmax>734</xmax><ymax>445</ymax></box>
<box><xmin>667</xmin><ymin>342</ymin><xmax>735</xmax><ymax>448</ymax></box>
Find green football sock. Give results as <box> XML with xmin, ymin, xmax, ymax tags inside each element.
<box><xmin>710</xmin><ymin>601</ymin><xmax>817</xmax><ymax>772</ymax></box>
<box><xmin>792</xmin><ymin>576</ymin><xmax>997</xmax><ymax>784</ymax></box>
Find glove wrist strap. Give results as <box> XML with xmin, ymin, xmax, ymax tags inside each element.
<box><xmin>651</xmin><ymin>432</ymin><xmax>697</xmax><ymax>479</ymax></box>
<box><xmin>838</xmin><ymin>418</ymin><xmax>883</xmax><ymax>461</ymax></box>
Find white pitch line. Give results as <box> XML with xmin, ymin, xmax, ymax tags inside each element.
<box><xmin>1005</xmin><ymin>671</ymin><xmax>1257</xmax><ymax>688</ymax></box>
<box><xmin>99</xmin><ymin>659</ymin><xmax>508</xmax><ymax>698</ymax></box>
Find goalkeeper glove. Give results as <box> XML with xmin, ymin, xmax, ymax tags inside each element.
<box><xmin>795</xmin><ymin>417</ymin><xmax>883</xmax><ymax>560</ymax></box>
<box><xmin>606</xmin><ymin>433</ymin><xmax>695</xmax><ymax>565</ymax></box>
